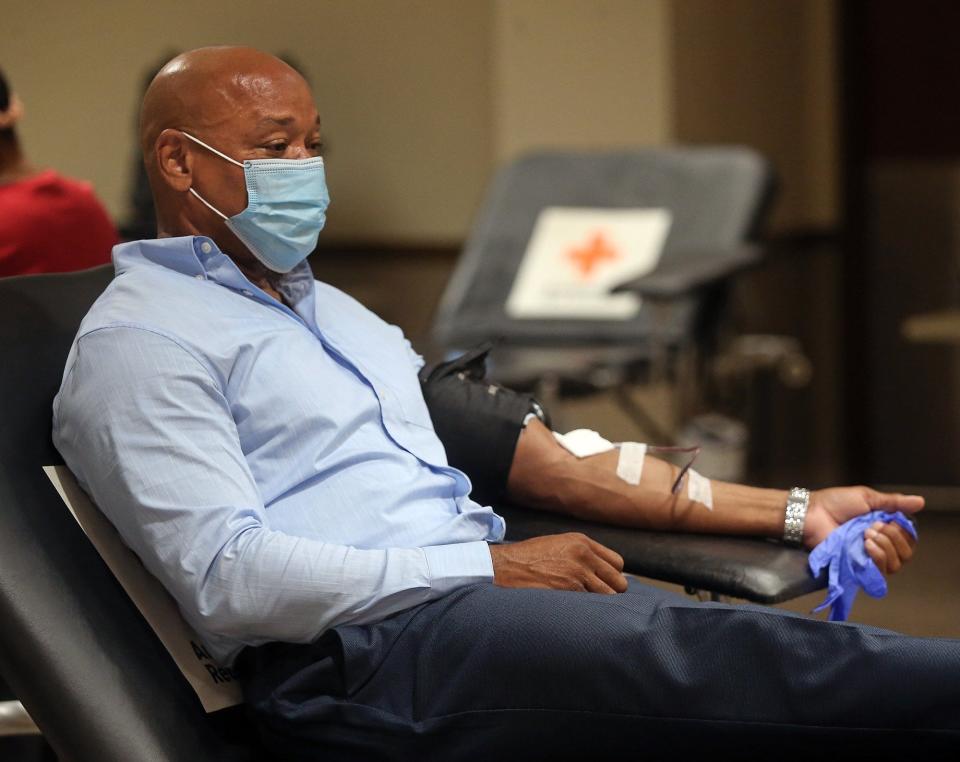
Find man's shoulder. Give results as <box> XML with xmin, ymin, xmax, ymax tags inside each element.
<box><xmin>312</xmin><ymin>279</ymin><xmax>368</xmax><ymax>311</ymax></box>
<box><xmin>59</xmin><ymin>272</ymin><xmax>226</xmax><ymax>412</ymax></box>
<box><xmin>37</xmin><ymin>170</ymin><xmax>99</xmax><ymax>201</ymax></box>
<box><xmin>312</xmin><ymin>279</ymin><xmax>396</xmax><ymax>334</ymax></box>
<box><xmin>75</xmin><ymin>263</ymin><xmax>228</xmax><ymax>352</ymax></box>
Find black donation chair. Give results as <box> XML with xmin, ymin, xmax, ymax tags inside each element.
<box><xmin>0</xmin><ymin>264</ymin><xmax>821</xmax><ymax>761</ymax></box>
<box><xmin>432</xmin><ymin>147</ymin><xmax>775</xmax><ymax>420</ymax></box>
<box><xmin>0</xmin><ymin>266</ymin><xmax>259</xmax><ymax>761</ymax></box>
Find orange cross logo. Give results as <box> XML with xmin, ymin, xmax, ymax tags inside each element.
<box><xmin>567</xmin><ymin>231</ymin><xmax>619</xmax><ymax>279</ymax></box>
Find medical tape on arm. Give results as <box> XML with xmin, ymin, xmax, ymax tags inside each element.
<box><xmin>554</xmin><ymin>432</ymin><xmax>703</xmax><ymax>504</ymax></box>
<box><xmin>553</xmin><ymin>430</ymin><xmax>647</xmax><ymax>486</ymax></box>
<box><xmin>615</xmin><ymin>442</ymin><xmax>647</xmax><ymax>485</ymax></box>
<box><xmin>685</xmin><ymin>468</ymin><xmax>714</xmax><ymax>510</ymax></box>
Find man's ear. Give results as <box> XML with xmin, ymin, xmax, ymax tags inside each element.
<box><xmin>154</xmin><ymin>129</ymin><xmax>193</xmax><ymax>192</ymax></box>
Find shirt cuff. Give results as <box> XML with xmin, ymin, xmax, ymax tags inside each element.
<box><xmin>422</xmin><ymin>540</ymin><xmax>494</xmax><ymax>595</ymax></box>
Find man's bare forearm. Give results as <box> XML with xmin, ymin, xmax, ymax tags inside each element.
<box><xmin>506</xmin><ymin>419</ymin><xmax>787</xmax><ymax>539</ymax></box>
<box><xmin>506</xmin><ymin>420</ymin><xmax>921</xmax><ymax>568</ymax></box>
<box><xmin>516</xmin><ymin>452</ymin><xmax>788</xmax><ymax>538</ymax></box>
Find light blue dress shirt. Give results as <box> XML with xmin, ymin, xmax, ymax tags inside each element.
<box><xmin>53</xmin><ymin>236</ymin><xmax>505</xmax><ymax>664</ymax></box>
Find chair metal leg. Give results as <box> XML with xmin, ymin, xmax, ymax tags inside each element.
<box><xmin>614</xmin><ymin>384</ymin><xmax>675</xmax><ymax>445</ymax></box>
<box><xmin>649</xmin><ymin>305</ymin><xmax>671</xmax><ymax>385</ymax></box>
<box><xmin>535</xmin><ymin>372</ymin><xmax>563</xmax><ymax>432</ymax></box>
<box><xmin>674</xmin><ymin>342</ymin><xmax>700</xmax><ymax>429</ymax></box>
<box><xmin>684</xmin><ymin>586</ymin><xmax>730</xmax><ymax>604</ymax></box>
<box><xmin>0</xmin><ymin>700</ymin><xmax>41</xmax><ymax>736</ymax></box>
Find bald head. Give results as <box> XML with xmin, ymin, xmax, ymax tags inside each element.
<box><xmin>142</xmin><ymin>46</ymin><xmax>323</xmax><ymax>271</ymax></box>
<box><xmin>140</xmin><ymin>46</ymin><xmax>306</xmax><ymax>156</ymax></box>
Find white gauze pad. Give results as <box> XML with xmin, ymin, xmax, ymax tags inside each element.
<box><xmin>686</xmin><ymin>468</ymin><xmax>713</xmax><ymax>510</ymax></box>
<box><xmin>553</xmin><ymin>429</ymin><xmax>616</xmax><ymax>458</ymax></box>
<box><xmin>615</xmin><ymin>442</ymin><xmax>647</xmax><ymax>485</ymax></box>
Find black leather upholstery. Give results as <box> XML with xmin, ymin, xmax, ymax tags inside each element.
<box><xmin>498</xmin><ymin>503</ymin><xmax>824</xmax><ymax>603</ymax></box>
<box><xmin>0</xmin><ymin>266</ymin><xmax>260</xmax><ymax>761</ymax></box>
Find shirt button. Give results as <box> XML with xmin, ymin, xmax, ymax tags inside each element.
<box><xmin>195</xmin><ymin>274</ymin><xmax>205</xmax><ymax>280</ymax></box>
<box><xmin>200</xmin><ymin>242</ymin><xmax>213</xmax><ymax>254</ymax></box>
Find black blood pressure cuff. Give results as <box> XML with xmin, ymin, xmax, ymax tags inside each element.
<box><xmin>419</xmin><ymin>343</ymin><xmax>549</xmax><ymax>507</ymax></box>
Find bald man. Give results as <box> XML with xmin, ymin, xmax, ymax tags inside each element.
<box><xmin>53</xmin><ymin>47</ymin><xmax>958</xmax><ymax>757</ymax></box>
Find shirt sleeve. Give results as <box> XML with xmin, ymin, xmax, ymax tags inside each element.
<box><xmin>53</xmin><ymin>325</ymin><xmax>492</xmax><ymax>662</ymax></box>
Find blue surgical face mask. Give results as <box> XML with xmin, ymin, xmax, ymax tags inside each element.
<box><xmin>182</xmin><ymin>131</ymin><xmax>329</xmax><ymax>274</ymax></box>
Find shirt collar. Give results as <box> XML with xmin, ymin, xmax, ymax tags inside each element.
<box><xmin>112</xmin><ymin>235</ymin><xmax>315</xmax><ymax>315</ymax></box>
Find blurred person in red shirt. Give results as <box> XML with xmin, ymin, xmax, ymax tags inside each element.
<box><xmin>0</xmin><ymin>67</ymin><xmax>117</xmax><ymax>277</ymax></box>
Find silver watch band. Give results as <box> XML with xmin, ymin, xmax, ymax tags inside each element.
<box><xmin>783</xmin><ymin>487</ymin><xmax>809</xmax><ymax>546</ymax></box>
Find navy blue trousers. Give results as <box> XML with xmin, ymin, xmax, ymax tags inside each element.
<box><xmin>239</xmin><ymin>581</ymin><xmax>960</xmax><ymax>759</ymax></box>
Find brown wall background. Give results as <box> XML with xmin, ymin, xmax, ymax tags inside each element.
<box><xmin>5</xmin><ymin>0</ymin><xmax>838</xmax><ymax>244</ymax></box>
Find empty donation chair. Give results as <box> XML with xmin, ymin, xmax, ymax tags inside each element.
<box><xmin>0</xmin><ymin>265</ymin><xmax>820</xmax><ymax>761</ymax></box>
<box><xmin>433</xmin><ymin>147</ymin><xmax>774</xmax><ymax>421</ymax></box>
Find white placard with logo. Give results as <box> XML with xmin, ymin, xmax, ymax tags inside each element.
<box><xmin>44</xmin><ymin>465</ymin><xmax>243</xmax><ymax>712</ymax></box>
<box><xmin>505</xmin><ymin>207</ymin><xmax>672</xmax><ymax>319</ymax></box>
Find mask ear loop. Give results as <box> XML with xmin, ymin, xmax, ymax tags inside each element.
<box><xmin>179</xmin><ymin>131</ymin><xmax>245</xmax><ymax>220</ymax></box>
<box><xmin>179</xmin><ymin>131</ymin><xmax>245</xmax><ymax>167</ymax></box>
<box><xmin>188</xmin><ymin>187</ymin><xmax>228</xmax><ymax>220</ymax></box>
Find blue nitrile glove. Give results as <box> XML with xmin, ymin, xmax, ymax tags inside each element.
<box><xmin>808</xmin><ymin>510</ymin><xmax>917</xmax><ymax>622</ymax></box>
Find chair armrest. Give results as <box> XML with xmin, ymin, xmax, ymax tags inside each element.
<box><xmin>497</xmin><ymin>501</ymin><xmax>825</xmax><ymax>604</ymax></box>
<box><xmin>611</xmin><ymin>245</ymin><xmax>762</xmax><ymax>300</ymax></box>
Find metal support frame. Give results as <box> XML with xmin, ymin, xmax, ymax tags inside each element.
<box><xmin>0</xmin><ymin>700</ymin><xmax>41</xmax><ymax>737</ymax></box>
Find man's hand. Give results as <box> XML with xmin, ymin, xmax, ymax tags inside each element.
<box><xmin>489</xmin><ymin>533</ymin><xmax>629</xmax><ymax>594</ymax></box>
<box><xmin>804</xmin><ymin>487</ymin><xmax>923</xmax><ymax>574</ymax></box>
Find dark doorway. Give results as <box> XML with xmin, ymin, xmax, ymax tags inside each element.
<box><xmin>840</xmin><ymin>0</ymin><xmax>960</xmax><ymax>486</ymax></box>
